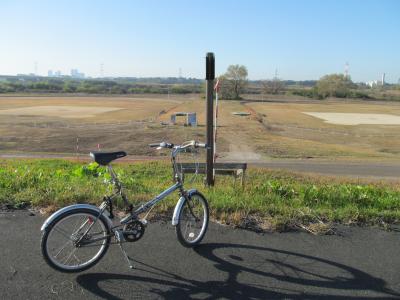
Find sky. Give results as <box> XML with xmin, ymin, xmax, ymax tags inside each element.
<box><xmin>0</xmin><ymin>0</ymin><xmax>399</xmax><ymax>82</ymax></box>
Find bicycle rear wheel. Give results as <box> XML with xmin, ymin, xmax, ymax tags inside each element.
<box><xmin>176</xmin><ymin>191</ymin><xmax>209</xmax><ymax>247</ymax></box>
<box><xmin>41</xmin><ymin>209</ymin><xmax>111</xmax><ymax>272</ymax></box>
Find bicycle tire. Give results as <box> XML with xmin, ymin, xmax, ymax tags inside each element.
<box><xmin>41</xmin><ymin>208</ymin><xmax>111</xmax><ymax>273</ymax></box>
<box><xmin>176</xmin><ymin>191</ymin><xmax>209</xmax><ymax>247</ymax></box>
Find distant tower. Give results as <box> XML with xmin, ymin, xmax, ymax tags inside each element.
<box><xmin>381</xmin><ymin>73</ymin><xmax>385</xmax><ymax>85</ymax></box>
<box><xmin>179</xmin><ymin>67</ymin><xmax>182</xmax><ymax>78</ymax></box>
<box><xmin>273</xmin><ymin>68</ymin><xmax>278</xmax><ymax>80</ymax></box>
<box><xmin>344</xmin><ymin>62</ymin><xmax>349</xmax><ymax>79</ymax></box>
<box><xmin>100</xmin><ymin>63</ymin><xmax>104</xmax><ymax>78</ymax></box>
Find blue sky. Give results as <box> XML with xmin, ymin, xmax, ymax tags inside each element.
<box><xmin>0</xmin><ymin>0</ymin><xmax>399</xmax><ymax>82</ymax></box>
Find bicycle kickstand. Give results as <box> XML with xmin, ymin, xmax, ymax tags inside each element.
<box><xmin>115</xmin><ymin>230</ymin><xmax>134</xmax><ymax>269</ymax></box>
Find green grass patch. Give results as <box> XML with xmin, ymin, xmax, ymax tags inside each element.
<box><xmin>1</xmin><ymin>159</ymin><xmax>400</xmax><ymax>231</ymax></box>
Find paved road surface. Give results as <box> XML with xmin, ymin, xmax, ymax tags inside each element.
<box><xmin>1</xmin><ymin>210</ymin><xmax>400</xmax><ymax>299</ymax></box>
<box><xmin>251</xmin><ymin>160</ymin><xmax>400</xmax><ymax>180</ymax></box>
<box><xmin>2</xmin><ymin>152</ymin><xmax>400</xmax><ymax>180</ymax></box>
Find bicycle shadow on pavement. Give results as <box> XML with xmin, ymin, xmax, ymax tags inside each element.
<box><xmin>76</xmin><ymin>242</ymin><xmax>399</xmax><ymax>299</ymax></box>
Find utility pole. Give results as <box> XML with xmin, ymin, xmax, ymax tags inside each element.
<box><xmin>206</xmin><ymin>52</ymin><xmax>215</xmax><ymax>186</ymax></box>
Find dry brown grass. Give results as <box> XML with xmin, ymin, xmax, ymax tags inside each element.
<box><xmin>246</xmin><ymin>100</ymin><xmax>400</xmax><ymax>160</ymax></box>
<box><xmin>0</xmin><ymin>96</ymin><xmax>203</xmax><ymax>154</ymax></box>
<box><xmin>1</xmin><ymin>95</ymin><xmax>400</xmax><ymax>162</ymax></box>
<box><xmin>0</xmin><ymin>96</ymin><xmax>181</xmax><ymax>123</ymax></box>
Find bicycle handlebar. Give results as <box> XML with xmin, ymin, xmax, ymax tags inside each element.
<box><xmin>149</xmin><ymin>142</ymin><xmax>174</xmax><ymax>149</ymax></box>
<box><xmin>149</xmin><ymin>140</ymin><xmax>206</xmax><ymax>150</ymax></box>
<box><xmin>195</xmin><ymin>142</ymin><xmax>207</xmax><ymax>148</ymax></box>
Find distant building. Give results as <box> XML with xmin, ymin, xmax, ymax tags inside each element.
<box><xmin>366</xmin><ymin>73</ymin><xmax>386</xmax><ymax>88</ymax></box>
<box><xmin>366</xmin><ymin>80</ymin><xmax>379</xmax><ymax>88</ymax></box>
<box><xmin>71</xmin><ymin>69</ymin><xmax>85</xmax><ymax>79</ymax></box>
<box><xmin>48</xmin><ymin>70</ymin><xmax>53</xmax><ymax>77</ymax></box>
<box><xmin>55</xmin><ymin>70</ymin><xmax>62</xmax><ymax>77</ymax></box>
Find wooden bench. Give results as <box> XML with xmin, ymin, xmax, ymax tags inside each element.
<box><xmin>180</xmin><ymin>162</ymin><xmax>247</xmax><ymax>186</ymax></box>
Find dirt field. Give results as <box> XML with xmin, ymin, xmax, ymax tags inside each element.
<box><xmin>1</xmin><ymin>95</ymin><xmax>400</xmax><ymax>162</ymax></box>
<box><xmin>303</xmin><ymin>112</ymin><xmax>400</xmax><ymax>125</ymax></box>
<box><xmin>0</xmin><ymin>105</ymin><xmax>123</xmax><ymax>118</ymax></box>
<box><xmin>247</xmin><ymin>100</ymin><xmax>400</xmax><ymax>159</ymax></box>
<box><xmin>0</xmin><ymin>96</ymin><xmax>200</xmax><ymax>155</ymax></box>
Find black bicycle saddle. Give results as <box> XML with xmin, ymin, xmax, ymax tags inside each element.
<box><xmin>90</xmin><ymin>151</ymin><xmax>127</xmax><ymax>165</ymax></box>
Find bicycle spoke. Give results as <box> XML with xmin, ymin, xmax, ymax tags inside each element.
<box><xmin>177</xmin><ymin>193</ymin><xmax>208</xmax><ymax>246</ymax></box>
<box><xmin>45</xmin><ymin>212</ymin><xmax>109</xmax><ymax>271</ymax></box>
<box><xmin>73</xmin><ymin>217</ymin><xmax>90</xmax><ymax>236</ymax></box>
<box><xmin>52</xmin><ymin>226</ymin><xmax>73</xmax><ymax>240</ymax></box>
<box><xmin>72</xmin><ymin>216</ymin><xmax>85</xmax><ymax>233</ymax></box>
<box><xmin>54</xmin><ymin>240</ymin><xmax>72</xmax><ymax>258</ymax></box>
<box><xmin>63</xmin><ymin>248</ymin><xmax>77</xmax><ymax>265</ymax></box>
<box><xmin>186</xmin><ymin>200</ymin><xmax>200</xmax><ymax>222</ymax></box>
<box><xmin>73</xmin><ymin>253</ymin><xmax>81</xmax><ymax>265</ymax></box>
<box><xmin>184</xmin><ymin>218</ymin><xmax>190</xmax><ymax>238</ymax></box>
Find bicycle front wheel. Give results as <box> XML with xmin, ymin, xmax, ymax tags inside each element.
<box><xmin>41</xmin><ymin>209</ymin><xmax>111</xmax><ymax>272</ymax></box>
<box><xmin>176</xmin><ymin>191</ymin><xmax>209</xmax><ymax>247</ymax></box>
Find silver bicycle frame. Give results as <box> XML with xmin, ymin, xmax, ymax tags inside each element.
<box><xmin>120</xmin><ymin>181</ymin><xmax>183</xmax><ymax>224</ymax></box>
<box><xmin>42</xmin><ymin>141</ymin><xmax>203</xmax><ymax>247</ymax></box>
<box><xmin>104</xmin><ymin>144</ymin><xmax>190</xmax><ymax>225</ymax></box>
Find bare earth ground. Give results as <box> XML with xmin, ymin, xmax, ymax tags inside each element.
<box><xmin>1</xmin><ymin>95</ymin><xmax>400</xmax><ymax>164</ymax></box>
<box><xmin>0</xmin><ymin>105</ymin><xmax>123</xmax><ymax>118</ymax></box>
<box><xmin>303</xmin><ymin>112</ymin><xmax>400</xmax><ymax>125</ymax></box>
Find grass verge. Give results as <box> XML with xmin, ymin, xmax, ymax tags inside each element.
<box><xmin>1</xmin><ymin>159</ymin><xmax>400</xmax><ymax>233</ymax></box>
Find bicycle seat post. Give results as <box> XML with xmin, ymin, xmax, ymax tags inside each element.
<box><xmin>107</xmin><ymin>164</ymin><xmax>116</xmax><ymax>181</ymax></box>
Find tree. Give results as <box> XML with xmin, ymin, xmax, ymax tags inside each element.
<box><xmin>262</xmin><ymin>78</ymin><xmax>285</xmax><ymax>95</ymax></box>
<box><xmin>315</xmin><ymin>74</ymin><xmax>355</xmax><ymax>98</ymax></box>
<box><xmin>220</xmin><ymin>65</ymin><xmax>248</xmax><ymax>99</ymax></box>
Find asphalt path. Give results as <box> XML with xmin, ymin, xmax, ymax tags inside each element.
<box><xmin>251</xmin><ymin>160</ymin><xmax>400</xmax><ymax>180</ymax></box>
<box><xmin>2</xmin><ymin>152</ymin><xmax>400</xmax><ymax>180</ymax></box>
<box><xmin>1</xmin><ymin>210</ymin><xmax>400</xmax><ymax>299</ymax></box>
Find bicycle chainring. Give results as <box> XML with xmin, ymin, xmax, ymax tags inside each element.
<box><xmin>123</xmin><ymin>220</ymin><xmax>145</xmax><ymax>242</ymax></box>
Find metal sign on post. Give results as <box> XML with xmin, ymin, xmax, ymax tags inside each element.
<box><xmin>206</xmin><ymin>52</ymin><xmax>215</xmax><ymax>186</ymax></box>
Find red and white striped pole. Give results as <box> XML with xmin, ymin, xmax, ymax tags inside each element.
<box><xmin>213</xmin><ymin>78</ymin><xmax>220</xmax><ymax>172</ymax></box>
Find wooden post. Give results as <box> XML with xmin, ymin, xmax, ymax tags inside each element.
<box><xmin>206</xmin><ymin>52</ymin><xmax>215</xmax><ymax>186</ymax></box>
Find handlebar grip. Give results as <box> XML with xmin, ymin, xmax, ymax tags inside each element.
<box><xmin>149</xmin><ymin>142</ymin><xmax>175</xmax><ymax>149</ymax></box>
<box><xmin>195</xmin><ymin>142</ymin><xmax>207</xmax><ymax>148</ymax></box>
